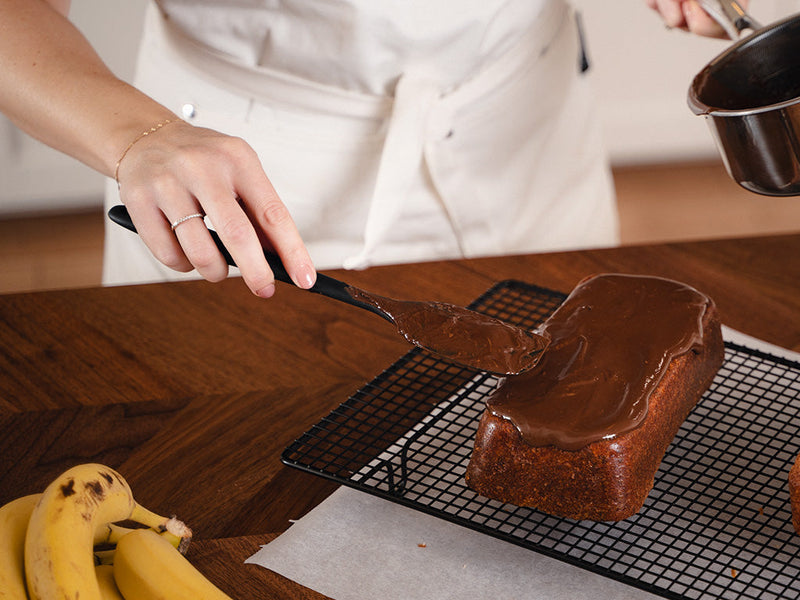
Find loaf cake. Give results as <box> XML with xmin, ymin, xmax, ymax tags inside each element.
<box><xmin>465</xmin><ymin>273</ymin><xmax>724</xmax><ymax>521</ymax></box>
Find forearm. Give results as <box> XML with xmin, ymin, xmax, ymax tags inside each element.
<box><xmin>0</xmin><ymin>0</ymin><xmax>175</xmax><ymax>177</ymax></box>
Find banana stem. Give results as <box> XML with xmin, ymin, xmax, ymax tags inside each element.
<box><xmin>129</xmin><ymin>505</ymin><xmax>193</xmax><ymax>552</ymax></box>
<box><xmin>130</xmin><ymin>505</ymin><xmax>191</xmax><ymax>536</ymax></box>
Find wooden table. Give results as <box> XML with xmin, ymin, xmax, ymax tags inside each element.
<box><xmin>1</xmin><ymin>234</ymin><xmax>798</xmax><ymax>598</ymax></box>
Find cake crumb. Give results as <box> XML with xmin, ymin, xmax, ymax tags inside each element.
<box><xmin>417</xmin><ymin>543</ymin><xmax>427</xmax><ymax>548</ymax></box>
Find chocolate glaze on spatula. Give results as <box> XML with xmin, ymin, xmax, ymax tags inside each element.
<box><xmin>347</xmin><ymin>288</ymin><xmax>549</xmax><ymax>375</ymax></box>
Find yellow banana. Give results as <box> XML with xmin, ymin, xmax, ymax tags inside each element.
<box><xmin>24</xmin><ymin>463</ymin><xmax>189</xmax><ymax>600</ymax></box>
<box><xmin>0</xmin><ymin>492</ymin><xmax>185</xmax><ymax>599</ymax></box>
<box><xmin>114</xmin><ymin>529</ymin><xmax>233</xmax><ymax>600</ymax></box>
<box><xmin>95</xmin><ymin>565</ymin><xmax>125</xmax><ymax>600</ymax></box>
<box><xmin>0</xmin><ymin>493</ymin><xmax>41</xmax><ymax>600</ymax></box>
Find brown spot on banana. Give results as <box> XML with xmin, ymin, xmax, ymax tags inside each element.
<box><xmin>86</xmin><ymin>479</ymin><xmax>106</xmax><ymax>500</ymax></box>
<box><xmin>59</xmin><ymin>479</ymin><xmax>75</xmax><ymax>497</ymax></box>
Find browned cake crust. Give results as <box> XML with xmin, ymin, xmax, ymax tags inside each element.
<box><xmin>790</xmin><ymin>454</ymin><xmax>800</xmax><ymax>534</ymax></box>
<box><xmin>465</xmin><ymin>277</ymin><xmax>724</xmax><ymax>522</ymax></box>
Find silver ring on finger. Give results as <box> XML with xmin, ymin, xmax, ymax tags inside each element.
<box><xmin>170</xmin><ymin>213</ymin><xmax>205</xmax><ymax>231</ymax></box>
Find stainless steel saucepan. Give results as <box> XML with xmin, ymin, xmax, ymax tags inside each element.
<box><xmin>688</xmin><ymin>0</ymin><xmax>800</xmax><ymax>196</ymax></box>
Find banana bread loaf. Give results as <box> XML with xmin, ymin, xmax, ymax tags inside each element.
<box><xmin>465</xmin><ymin>273</ymin><xmax>724</xmax><ymax>521</ymax></box>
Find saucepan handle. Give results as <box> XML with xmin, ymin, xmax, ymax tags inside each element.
<box><xmin>697</xmin><ymin>0</ymin><xmax>762</xmax><ymax>39</ymax></box>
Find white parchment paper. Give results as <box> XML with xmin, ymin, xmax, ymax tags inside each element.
<box><xmin>245</xmin><ymin>327</ymin><xmax>799</xmax><ymax>599</ymax></box>
<box><xmin>246</xmin><ymin>485</ymin><xmax>661</xmax><ymax>600</ymax></box>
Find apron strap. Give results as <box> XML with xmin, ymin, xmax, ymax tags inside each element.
<box><xmin>342</xmin><ymin>72</ymin><xmax>443</xmax><ymax>270</ymax></box>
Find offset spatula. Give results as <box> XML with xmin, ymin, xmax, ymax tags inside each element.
<box><xmin>108</xmin><ymin>205</ymin><xmax>549</xmax><ymax>375</ymax></box>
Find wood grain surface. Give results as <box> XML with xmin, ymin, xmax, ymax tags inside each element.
<box><xmin>1</xmin><ymin>234</ymin><xmax>798</xmax><ymax>599</ymax></box>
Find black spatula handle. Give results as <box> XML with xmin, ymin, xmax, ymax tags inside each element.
<box><xmin>107</xmin><ymin>205</ymin><xmax>391</xmax><ymax>322</ymax></box>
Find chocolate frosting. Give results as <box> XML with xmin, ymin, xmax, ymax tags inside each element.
<box><xmin>348</xmin><ymin>288</ymin><xmax>549</xmax><ymax>375</ymax></box>
<box><xmin>487</xmin><ymin>274</ymin><xmax>712</xmax><ymax>450</ymax></box>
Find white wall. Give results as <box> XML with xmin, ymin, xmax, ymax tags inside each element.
<box><xmin>1</xmin><ymin>0</ymin><xmax>798</xmax><ymax>216</ymax></box>
<box><xmin>0</xmin><ymin>0</ymin><xmax>147</xmax><ymax>216</ymax></box>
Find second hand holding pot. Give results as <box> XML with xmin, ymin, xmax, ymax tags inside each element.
<box><xmin>108</xmin><ymin>205</ymin><xmax>549</xmax><ymax>375</ymax></box>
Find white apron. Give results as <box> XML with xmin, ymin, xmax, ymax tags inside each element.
<box><xmin>102</xmin><ymin>0</ymin><xmax>618</xmax><ymax>285</ymax></box>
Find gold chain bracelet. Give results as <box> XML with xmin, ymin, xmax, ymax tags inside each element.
<box><xmin>114</xmin><ymin>118</ymin><xmax>179</xmax><ymax>187</ymax></box>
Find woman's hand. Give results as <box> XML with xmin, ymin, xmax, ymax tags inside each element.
<box><xmin>115</xmin><ymin>120</ymin><xmax>317</xmax><ymax>298</ymax></box>
<box><xmin>645</xmin><ymin>0</ymin><xmax>750</xmax><ymax>39</ymax></box>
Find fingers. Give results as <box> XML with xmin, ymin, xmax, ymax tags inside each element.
<box><xmin>123</xmin><ymin>181</ymin><xmax>229</xmax><ymax>283</ymax></box>
<box><xmin>647</xmin><ymin>0</ymin><xmax>733</xmax><ymax>38</ymax></box>
<box><xmin>185</xmin><ymin>137</ymin><xmax>316</xmax><ymax>294</ymax></box>
<box><xmin>681</xmin><ymin>1</ymin><xmax>731</xmax><ymax>39</ymax></box>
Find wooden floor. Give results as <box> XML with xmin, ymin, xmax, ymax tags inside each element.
<box><xmin>2</xmin><ymin>160</ymin><xmax>800</xmax><ymax>294</ymax></box>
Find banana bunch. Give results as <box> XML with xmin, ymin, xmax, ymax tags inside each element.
<box><xmin>0</xmin><ymin>463</ymin><xmax>233</xmax><ymax>600</ymax></box>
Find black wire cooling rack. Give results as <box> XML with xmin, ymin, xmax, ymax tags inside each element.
<box><xmin>282</xmin><ymin>280</ymin><xmax>800</xmax><ymax>600</ymax></box>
